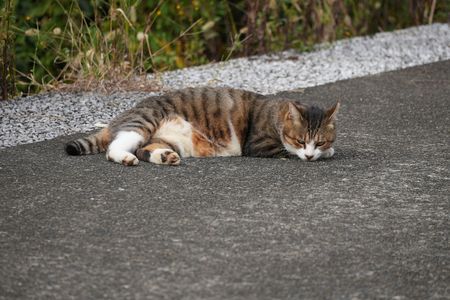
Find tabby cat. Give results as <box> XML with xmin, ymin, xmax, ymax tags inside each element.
<box><xmin>65</xmin><ymin>87</ymin><xmax>339</xmax><ymax>166</ymax></box>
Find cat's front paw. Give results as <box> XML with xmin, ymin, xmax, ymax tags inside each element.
<box><xmin>322</xmin><ymin>147</ymin><xmax>335</xmax><ymax>159</ymax></box>
<box><xmin>150</xmin><ymin>149</ymin><xmax>181</xmax><ymax>166</ymax></box>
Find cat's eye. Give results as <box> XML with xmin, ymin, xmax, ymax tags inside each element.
<box><xmin>297</xmin><ymin>139</ymin><xmax>305</xmax><ymax>145</ymax></box>
<box><xmin>316</xmin><ymin>141</ymin><xmax>326</xmax><ymax>147</ymax></box>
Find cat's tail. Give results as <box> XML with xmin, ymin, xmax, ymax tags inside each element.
<box><xmin>65</xmin><ymin>128</ymin><xmax>111</xmax><ymax>156</ymax></box>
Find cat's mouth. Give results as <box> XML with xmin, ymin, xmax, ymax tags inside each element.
<box><xmin>295</xmin><ymin>147</ymin><xmax>321</xmax><ymax>162</ymax></box>
<box><xmin>298</xmin><ymin>153</ymin><xmax>319</xmax><ymax>162</ymax></box>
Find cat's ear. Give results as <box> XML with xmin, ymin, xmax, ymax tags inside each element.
<box><xmin>286</xmin><ymin>102</ymin><xmax>306</xmax><ymax>121</ymax></box>
<box><xmin>325</xmin><ymin>101</ymin><xmax>340</xmax><ymax>122</ymax></box>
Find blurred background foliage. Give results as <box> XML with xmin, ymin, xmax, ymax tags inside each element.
<box><xmin>0</xmin><ymin>0</ymin><xmax>449</xmax><ymax>98</ymax></box>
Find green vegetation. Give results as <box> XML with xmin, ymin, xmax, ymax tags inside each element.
<box><xmin>0</xmin><ymin>0</ymin><xmax>448</xmax><ymax>99</ymax></box>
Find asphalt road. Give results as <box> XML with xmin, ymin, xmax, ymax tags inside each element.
<box><xmin>1</xmin><ymin>61</ymin><xmax>449</xmax><ymax>299</ymax></box>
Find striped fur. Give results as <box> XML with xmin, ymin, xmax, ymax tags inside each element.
<box><xmin>65</xmin><ymin>128</ymin><xmax>110</xmax><ymax>155</ymax></box>
<box><xmin>65</xmin><ymin>87</ymin><xmax>339</xmax><ymax>165</ymax></box>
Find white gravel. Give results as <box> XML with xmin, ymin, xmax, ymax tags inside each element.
<box><xmin>1</xmin><ymin>24</ymin><xmax>449</xmax><ymax>149</ymax></box>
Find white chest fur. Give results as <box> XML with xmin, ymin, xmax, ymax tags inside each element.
<box><xmin>153</xmin><ymin>118</ymin><xmax>195</xmax><ymax>157</ymax></box>
<box><xmin>153</xmin><ymin>117</ymin><xmax>242</xmax><ymax>157</ymax></box>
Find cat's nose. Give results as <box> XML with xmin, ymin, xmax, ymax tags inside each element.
<box><xmin>305</xmin><ymin>155</ymin><xmax>314</xmax><ymax>161</ymax></box>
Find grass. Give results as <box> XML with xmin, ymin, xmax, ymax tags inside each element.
<box><xmin>1</xmin><ymin>0</ymin><xmax>449</xmax><ymax>99</ymax></box>
<box><xmin>16</xmin><ymin>0</ymin><xmax>169</xmax><ymax>94</ymax></box>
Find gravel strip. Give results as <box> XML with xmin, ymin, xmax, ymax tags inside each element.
<box><xmin>1</xmin><ymin>24</ymin><xmax>449</xmax><ymax>149</ymax></box>
<box><xmin>158</xmin><ymin>24</ymin><xmax>450</xmax><ymax>94</ymax></box>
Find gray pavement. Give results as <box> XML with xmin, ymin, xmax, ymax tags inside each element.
<box><xmin>1</xmin><ymin>61</ymin><xmax>449</xmax><ymax>299</ymax></box>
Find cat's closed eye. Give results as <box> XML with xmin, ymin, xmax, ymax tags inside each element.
<box><xmin>316</xmin><ymin>141</ymin><xmax>325</xmax><ymax>147</ymax></box>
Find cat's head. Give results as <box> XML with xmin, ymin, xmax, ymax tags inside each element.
<box><xmin>281</xmin><ymin>101</ymin><xmax>340</xmax><ymax>161</ymax></box>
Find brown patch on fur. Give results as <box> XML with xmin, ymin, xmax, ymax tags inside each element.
<box><xmin>135</xmin><ymin>148</ymin><xmax>149</xmax><ymax>161</ymax></box>
<box><xmin>192</xmin><ymin>131</ymin><xmax>216</xmax><ymax>157</ymax></box>
<box><xmin>140</xmin><ymin>142</ymin><xmax>170</xmax><ymax>152</ymax></box>
<box><xmin>98</xmin><ymin>128</ymin><xmax>111</xmax><ymax>151</ymax></box>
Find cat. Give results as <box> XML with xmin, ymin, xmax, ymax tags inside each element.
<box><xmin>65</xmin><ymin>87</ymin><xmax>339</xmax><ymax>166</ymax></box>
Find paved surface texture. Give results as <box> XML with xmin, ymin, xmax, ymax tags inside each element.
<box><xmin>1</xmin><ymin>61</ymin><xmax>449</xmax><ymax>299</ymax></box>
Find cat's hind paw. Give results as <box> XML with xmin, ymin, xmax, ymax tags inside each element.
<box><xmin>149</xmin><ymin>149</ymin><xmax>181</xmax><ymax>166</ymax></box>
<box><xmin>106</xmin><ymin>150</ymin><xmax>139</xmax><ymax>166</ymax></box>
